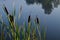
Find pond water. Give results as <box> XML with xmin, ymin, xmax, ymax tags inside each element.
<box><xmin>0</xmin><ymin>0</ymin><xmax>60</xmax><ymax>40</ymax></box>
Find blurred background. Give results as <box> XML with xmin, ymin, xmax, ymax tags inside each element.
<box><xmin>0</xmin><ymin>0</ymin><xmax>60</xmax><ymax>40</ymax></box>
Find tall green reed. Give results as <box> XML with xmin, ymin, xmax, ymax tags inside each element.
<box><xmin>0</xmin><ymin>4</ymin><xmax>47</xmax><ymax>40</ymax></box>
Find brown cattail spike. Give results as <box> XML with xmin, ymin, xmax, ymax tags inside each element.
<box><xmin>4</xmin><ymin>5</ymin><xmax>9</xmax><ymax>15</ymax></box>
<box><xmin>36</xmin><ymin>17</ymin><xmax>39</xmax><ymax>24</ymax></box>
<box><xmin>28</xmin><ymin>15</ymin><xmax>31</xmax><ymax>23</ymax></box>
<box><xmin>9</xmin><ymin>15</ymin><xmax>14</xmax><ymax>23</ymax></box>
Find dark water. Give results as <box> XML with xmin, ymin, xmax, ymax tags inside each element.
<box><xmin>0</xmin><ymin>0</ymin><xmax>60</xmax><ymax>40</ymax></box>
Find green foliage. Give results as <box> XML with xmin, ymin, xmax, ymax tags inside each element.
<box><xmin>0</xmin><ymin>5</ymin><xmax>47</xmax><ymax>40</ymax></box>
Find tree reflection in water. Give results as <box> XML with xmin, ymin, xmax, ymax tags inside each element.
<box><xmin>25</xmin><ymin>0</ymin><xmax>60</xmax><ymax>14</ymax></box>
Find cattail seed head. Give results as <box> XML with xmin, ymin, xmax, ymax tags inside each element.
<box><xmin>4</xmin><ymin>5</ymin><xmax>9</xmax><ymax>15</ymax></box>
<box><xmin>9</xmin><ymin>15</ymin><xmax>14</xmax><ymax>23</ymax></box>
<box><xmin>36</xmin><ymin>17</ymin><xmax>39</xmax><ymax>24</ymax></box>
<box><xmin>28</xmin><ymin>15</ymin><xmax>31</xmax><ymax>23</ymax></box>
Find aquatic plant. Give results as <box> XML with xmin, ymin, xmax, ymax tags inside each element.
<box><xmin>0</xmin><ymin>4</ymin><xmax>47</xmax><ymax>40</ymax></box>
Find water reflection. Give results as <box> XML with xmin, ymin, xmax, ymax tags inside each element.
<box><xmin>25</xmin><ymin>0</ymin><xmax>60</xmax><ymax>14</ymax></box>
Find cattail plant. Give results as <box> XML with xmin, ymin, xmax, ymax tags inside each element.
<box><xmin>2</xmin><ymin>4</ymin><xmax>16</xmax><ymax>40</ymax></box>
<box><xmin>27</xmin><ymin>15</ymin><xmax>31</xmax><ymax>40</ymax></box>
<box><xmin>34</xmin><ymin>16</ymin><xmax>42</xmax><ymax>40</ymax></box>
<box><xmin>3</xmin><ymin>4</ymin><xmax>14</xmax><ymax>26</ymax></box>
<box><xmin>0</xmin><ymin>4</ymin><xmax>47</xmax><ymax>40</ymax></box>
